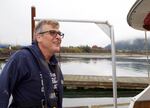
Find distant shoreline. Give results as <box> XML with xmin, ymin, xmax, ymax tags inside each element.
<box><xmin>58</xmin><ymin>53</ymin><xmax>147</xmax><ymax>57</ymax></box>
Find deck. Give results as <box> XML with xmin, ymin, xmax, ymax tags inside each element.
<box><xmin>64</xmin><ymin>74</ymin><xmax>150</xmax><ymax>89</ymax></box>
<box><xmin>63</xmin><ymin>75</ymin><xmax>148</xmax><ymax>107</ymax></box>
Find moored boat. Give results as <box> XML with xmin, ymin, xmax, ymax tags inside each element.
<box><xmin>127</xmin><ymin>0</ymin><xmax>150</xmax><ymax>108</ymax></box>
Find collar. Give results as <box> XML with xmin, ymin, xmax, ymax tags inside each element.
<box><xmin>32</xmin><ymin>41</ymin><xmax>58</xmax><ymax>65</ymax></box>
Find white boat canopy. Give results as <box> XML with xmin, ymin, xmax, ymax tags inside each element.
<box><xmin>127</xmin><ymin>0</ymin><xmax>150</xmax><ymax>31</ymax></box>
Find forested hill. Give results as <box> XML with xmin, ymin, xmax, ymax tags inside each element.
<box><xmin>105</xmin><ymin>38</ymin><xmax>150</xmax><ymax>51</ymax></box>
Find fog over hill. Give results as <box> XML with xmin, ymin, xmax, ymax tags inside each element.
<box><xmin>105</xmin><ymin>38</ymin><xmax>150</xmax><ymax>51</ymax></box>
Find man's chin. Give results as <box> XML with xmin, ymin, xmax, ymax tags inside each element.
<box><xmin>54</xmin><ymin>47</ymin><xmax>61</xmax><ymax>53</ymax></box>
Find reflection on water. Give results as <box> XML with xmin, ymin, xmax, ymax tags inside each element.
<box><xmin>63</xmin><ymin>97</ymin><xmax>131</xmax><ymax>108</ymax></box>
<box><xmin>60</xmin><ymin>57</ymin><xmax>148</xmax><ymax>77</ymax></box>
<box><xmin>117</xmin><ymin>61</ymin><xmax>148</xmax><ymax>72</ymax></box>
<box><xmin>0</xmin><ymin>57</ymin><xmax>149</xmax><ymax>77</ymax></box>
<box><xmin>61</xmin><ymin>58</ymin><xmax>112</xmax><ymax>76</ymax></box>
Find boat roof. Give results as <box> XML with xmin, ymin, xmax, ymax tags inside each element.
<box><xmin>127</xmin><ymin>0</ymin><xmax>150</xmax><ymax>31</ymax></box>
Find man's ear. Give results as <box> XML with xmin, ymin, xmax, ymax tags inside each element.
<box><xmin>35</xmin><ymin>34</ymin><xmax>42</xmax><ymax>43</ymax></box>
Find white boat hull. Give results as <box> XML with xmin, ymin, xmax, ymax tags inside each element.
<box><xmin>129</xmin><ymin>85</ymin><xmax>150</xmax><ymax>108</ymax></box>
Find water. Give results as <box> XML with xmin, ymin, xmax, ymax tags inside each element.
<box><xmin>60</xmin><ymin>57</ymin><xmax>149</xmax><ymax>77</ymax></box>
<box><xmin>0</xmin><ymin>57</ymin><xmax>149</xmax><ymax>77</ymax></box>
<box><xmin>63</xmin><ymin>97</ymin><xmax>131</xmax><ymax>108</ymax></box>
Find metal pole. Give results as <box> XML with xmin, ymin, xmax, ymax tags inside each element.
<box><xmin>110</xmin><ymin>26</ymin><xmax>117</xmax><ymax>108</ymax></box>
<box><xmin>35</xmin><ymin>18</ymin><xmax>108</xmax><ymax>25</ymax></box>
<box><xmin>144</xmin><ymin>31</ymin><xmax>150</xmax><ymax>78</ymax></box>
<box><xmin>31</xmin><ymin>6</ymin><xmax>36</xmax><ymax>43</ymax></box>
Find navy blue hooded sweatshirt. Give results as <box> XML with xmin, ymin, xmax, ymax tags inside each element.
<box><xmin>0</xmin><ymin>43</ymin><xmax>64</xmax><ymax>108</ymax></box>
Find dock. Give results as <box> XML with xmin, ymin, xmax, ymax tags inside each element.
<box><xmin>0</xmin><ymin>57</ymin><xmax>8</xmax><ymax>61</ymax></box>
<box><xmin>64</xmin><ymin>74</ymin><xmax>150</xmax><ymax>89</ymax></box>
<box><xmin>63</xmin><ymin>74</ymin><xmax>148</xmax><ymax>107</ymax></box>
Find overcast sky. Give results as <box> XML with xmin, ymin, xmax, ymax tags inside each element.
<box><xmin>0</xmin><ymin>0</ymin><xmax>146</xmax><ymax>47</ymax></box>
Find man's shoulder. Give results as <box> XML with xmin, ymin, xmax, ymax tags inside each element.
<box><xmin>14</xmin><ymin>48</ymin><xmax>31</xmax><ymax>57</ymax></box>
<box><xmin>9</xmin><ymin>47</ymin><xmax>32</xmax><ymax>61</ymax></box>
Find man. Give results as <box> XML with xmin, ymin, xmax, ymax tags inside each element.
<box><xmin>0</xmin><ymin>20</ymin><xmax>64</xmax><ymax>108</ymax></box>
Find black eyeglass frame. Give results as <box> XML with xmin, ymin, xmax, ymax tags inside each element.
<box><xmin>38</xmin><ymin>30</ymin><xmax>64</xmax><ymax>38</ymax></box>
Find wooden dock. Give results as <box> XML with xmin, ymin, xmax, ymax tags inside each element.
<box><xmin>64</xmin><ymin>74</ymin><xmax>150</xmax><ymax>89</ymax></box>
<box><xmin>0</xmin><ymin>57</ymin><xmax>8</xmax><ymax>61</ymax></box>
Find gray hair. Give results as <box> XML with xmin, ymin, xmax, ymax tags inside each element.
<box><xmin>33</xmin><ymin>19</ymin><xmax>59</xmax><ymax>40</ymax></box>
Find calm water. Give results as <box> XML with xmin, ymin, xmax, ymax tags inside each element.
<box><xmin>63</xmin><ymin>97</ymin><xmax>131</xmax><ymax>108</ymax></box>
<box><xmin>0</xmin><ymin>57</ymin><xmax>149</xmax><ymax>77</ymax></box>
<box><xmin>60</xmin><ymin>57</ymin><xmax>149</xmax><ymax>77</ymax></box>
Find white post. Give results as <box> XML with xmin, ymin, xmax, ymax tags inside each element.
<box><xmin>144</xmin><ymin>31</ymin><xmax>150</xmax><ymax>78</ymax></box>
<box><xmin>110</xmin><ymin>26</ymin><xmax>117</xmax><ymax>108</ymax></box>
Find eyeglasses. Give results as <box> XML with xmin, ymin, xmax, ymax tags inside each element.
<box><xmin>39</xmin><ymin>30</ymin><xmax>64</xmax><ymax>39</ymax></box>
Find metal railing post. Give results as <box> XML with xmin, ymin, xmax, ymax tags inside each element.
<box><xmin>110</xmin><ymin>26</ymin><xmax>117</xmax><ymax>108</ymax></box>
